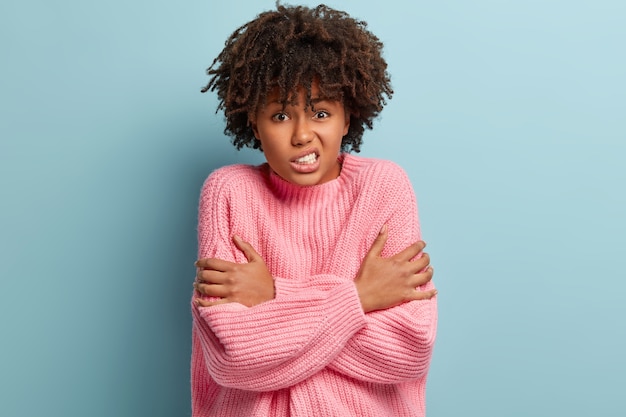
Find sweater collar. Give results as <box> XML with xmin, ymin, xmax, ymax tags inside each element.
<box><xmin>265</xmin><ymin>153</ymin><xmax>360</xmax><ymax>201</ymax></box>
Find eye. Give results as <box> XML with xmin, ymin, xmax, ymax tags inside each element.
<box><xmin>271</xmin><ymin>112</ymin><xmax>290</xmax><ymax>122</ymax></box>
<box><xmin>313</xmin><ymin>111</ymin><xmax>330</xmax><ymax>119</ymax></box>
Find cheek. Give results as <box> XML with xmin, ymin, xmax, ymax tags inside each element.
<box><xmin>258</xmin><ymin>139</ymin><xmax>281</xmax><ymax>161</ymax></box>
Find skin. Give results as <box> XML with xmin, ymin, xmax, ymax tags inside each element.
<box><xmin>194</xmin><ymin>83</ymin><xmax>436</xmax><ymax>312</ymax></box>
<box><xmin>250</xmin><ymin>82</ymin><xmax>350</xmax><ymax>186</ymax></box>
<box><xmin>352</xmin><ymin>225</ymin><xmax>435</xmax><ymax>313</ymax></box>
<box><xmin>195</xmin><ymin>227</ymin><xmax>436</xmax><ymax>312</ymax></box>
<box><xmin>195</xmin><ymin>235</ymin><xmax>275</xmax><ymax>308</ymax></box>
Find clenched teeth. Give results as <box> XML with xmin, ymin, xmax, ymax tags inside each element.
<box><xmin>295</xmin><ymin>153</ymin><xmax>317</xmax><ymax>164</ymax></box>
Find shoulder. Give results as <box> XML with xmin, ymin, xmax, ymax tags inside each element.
<box><xmin>200</xmin><ymin>163</ymin><xmax>268</xmax><ymax>200</ymax></box>
<box><xmin>343</xmin><ymin>154</ymin><xmax>413</xmax><ymax>191</ymax></box>
<box><xmin>204</xmin><ymin>163</ymin><xmax>265</xmax><ymax>186</ymax></box>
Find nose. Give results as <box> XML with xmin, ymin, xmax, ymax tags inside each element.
<box><xmin>291</xmin><ymin>117</ymin><xmax>314</xmax><ymax>147</ymax></box>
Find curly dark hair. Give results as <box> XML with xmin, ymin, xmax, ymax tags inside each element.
<box><xmin>202</xmin><ymin>3</ymin><xmax>393</xmax><ymax>153</ymax></box>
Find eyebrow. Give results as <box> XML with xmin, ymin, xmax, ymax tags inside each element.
<box><xmin>311</xmin><ymin>97</ymin><xmax>334</xmax><ymax>105</ymax></box>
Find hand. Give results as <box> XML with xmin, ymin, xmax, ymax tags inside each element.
<box><xmin>354</xmin><ymin>225</ymin><xmax>436</xmax><ymax>313</ymax></box>
<box><xmin>194</xmin><ymin>236</ymin><xmax>275</xmax><ymax>307</ymax></box>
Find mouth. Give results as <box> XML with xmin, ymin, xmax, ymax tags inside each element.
<box><xmin>292</xmin><ymin>152</ymin><xmax>318</xmax><ymax>165</ymax></box>
<box><xmin>290</xmin><ymin>150</ymin><xmax>320</xmax><ymax>174</ymax></box>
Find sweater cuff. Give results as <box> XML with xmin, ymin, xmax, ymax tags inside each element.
<box><xmin>273</xmin><ymin>276</ymin><xmax>367</xmax><ymax>338</ymax></box>
<box><xmin>323</xmin><ymin>282</ymin><xmax>367</xmax><ymax>339</ymax></box>
<box><xmin>273</xmin><ymin>276</ymin><xmax>307</xmax><ymax>298</ymax></box>
<box><xmin>274</xmin><ymin>275</ymin><xmax>357</xmax><ymax>299</ymax></box>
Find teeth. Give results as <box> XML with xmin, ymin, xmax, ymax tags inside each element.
<box><xmin>295</xmin><ymin>153</ymin><xmax>317</xmax><ymax>164</ymax></box>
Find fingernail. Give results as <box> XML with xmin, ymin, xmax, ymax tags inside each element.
<box><xmin>233</xmin><ymin>235</ymin><xmax>241</xmax><ymax>243</ymax></box>
<box><xmin>380</xmin><ymin>224</ymin><xmax>387</xmax><ymax>234</ymax></box>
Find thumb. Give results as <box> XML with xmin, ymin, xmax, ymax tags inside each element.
<box><xmin>233</xmin><ymin>235</ymin><xmax>260</xmax><ymax>262</ymax></box>
<box><xmin>367</xmin><ymin>224</ymin><xmax>388</xmax><ymax>258</ymax></box>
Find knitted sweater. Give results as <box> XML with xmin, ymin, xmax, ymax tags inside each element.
<box><xmin>191</xmin><ymin>154</ymin><xmax>437</xmax><ymax>417</ymax></box>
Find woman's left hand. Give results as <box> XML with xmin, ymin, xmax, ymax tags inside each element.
<box><xmin>194</xmin><ymin>236</ymin><xmax>275</xmax><ymax>308</ymax></box>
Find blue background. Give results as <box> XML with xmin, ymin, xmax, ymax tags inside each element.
<box><xmin>1</xmin><ymin>0</ymin><xmax>624</xmax><ymax>416</ymax></box>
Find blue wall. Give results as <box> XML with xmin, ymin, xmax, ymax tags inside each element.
<box><xmin>1</xmin><ymin>1</ymin><xmax>624</xmax><ymax>416</ymax></box>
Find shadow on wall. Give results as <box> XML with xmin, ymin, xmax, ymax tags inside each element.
<box><xmin>163</xmin><ymin>127</ymin><xmax>265</xmax><ymax>412</ymax></box>
<box><xmin>98</xmin><ymin>121</ymin><xmax>264</xmax><ymax>416</ymax></box>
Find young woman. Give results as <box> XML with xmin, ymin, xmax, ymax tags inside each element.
<box><xmin>192</xmin><ymin>4</ymin><xmax>437</xmax><ymax>416</ymax></box>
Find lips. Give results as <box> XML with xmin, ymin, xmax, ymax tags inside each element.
<box><xmin>290</xmin><ymin>150</ymin><xmax>320</xmax><ymax>173</ymax></box>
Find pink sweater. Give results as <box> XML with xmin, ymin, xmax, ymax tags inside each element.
<box><xmin>191</xmin><ymin>154</ymin><xmax>437</xmax><ymax>417</ymax></box>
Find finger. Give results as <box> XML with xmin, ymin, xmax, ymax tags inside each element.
<box><xmin>195</xmin><ymin>258</ymin><xmax>212</xmax><ymax>268</ymax></box>
<box><xmin>197</xmin><ymin>269</ymin><xmax>228</xmax><ymax>284</ymax></box>
<box><xmin>395</xmin><ymin>241</ymin><xmax>426</xmax><ymax>262</ymax></box>
<box><xmin>411</xmin><ymin>266</ymin><xmax>434</xmax><ymax>287</ymax></box>
<box><xmin>194</xmin><ymin>297</ymin><xmax>229</xmax><ymax>308</ymax></box>
<box><xmin>411</xmin><ymin>288</ymin><xmax>438</xmax><ymax>301</ymax></box>
<box><xmin>233</xmin><ymin>235</ymin><xmax>260</xmax><ymax>262</ymax></box>
<box><xmin>194</xmin><ymin>282</ymin><xmax>229</xmax><ymax>298</ymax></box>
<box><xmin>195</xmin><ymin>257</ymin><xmax>232</xmax><ymax>272</ymax></box>
<box><xmin>367</xmin><ymin>225</ymin><xmax>389</xmax><ymax>258</ymax></box>
<box><xmin>408</xmin><ymin>252</ymin><xmax>430</xmax><ymax>273</ymax></box>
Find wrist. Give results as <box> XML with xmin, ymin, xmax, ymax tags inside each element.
<box><xmin>354</xmin><ymin>281</ymin><xmax>374</xmax><ymax>313</ymax></box>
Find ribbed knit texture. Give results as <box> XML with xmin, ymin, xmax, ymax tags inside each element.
<box><xmin>191</xmin><ymin>154</ymin><xmax>437</xmax><ymax>417</ymax></box>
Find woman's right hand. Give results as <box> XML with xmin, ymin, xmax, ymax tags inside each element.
<box><xmin>354</xmin><ymin>225</ymin><xmax>436</xmax><ymax>313</ymax></box>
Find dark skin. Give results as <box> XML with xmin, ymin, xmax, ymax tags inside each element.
<box><xmin>194</xmin><ymin>225</ymin><xmax>436</xmax><ymax>313</ymax></box>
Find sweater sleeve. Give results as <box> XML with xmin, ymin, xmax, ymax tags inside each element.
<box><xmin>327</xmin><ymin>165</ymin><xmax>438</xmax><ymax>384</ymax></box>
<box><xmin>191</xmin><ymin>168</ymin><xmax>367</xmax><ymax>392</ymax></box>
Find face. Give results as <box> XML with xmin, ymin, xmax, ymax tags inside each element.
<box><xmin>250</xmin><ymin>82</ymin><xmax>350</xmax><ymax>186</ymax></box>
